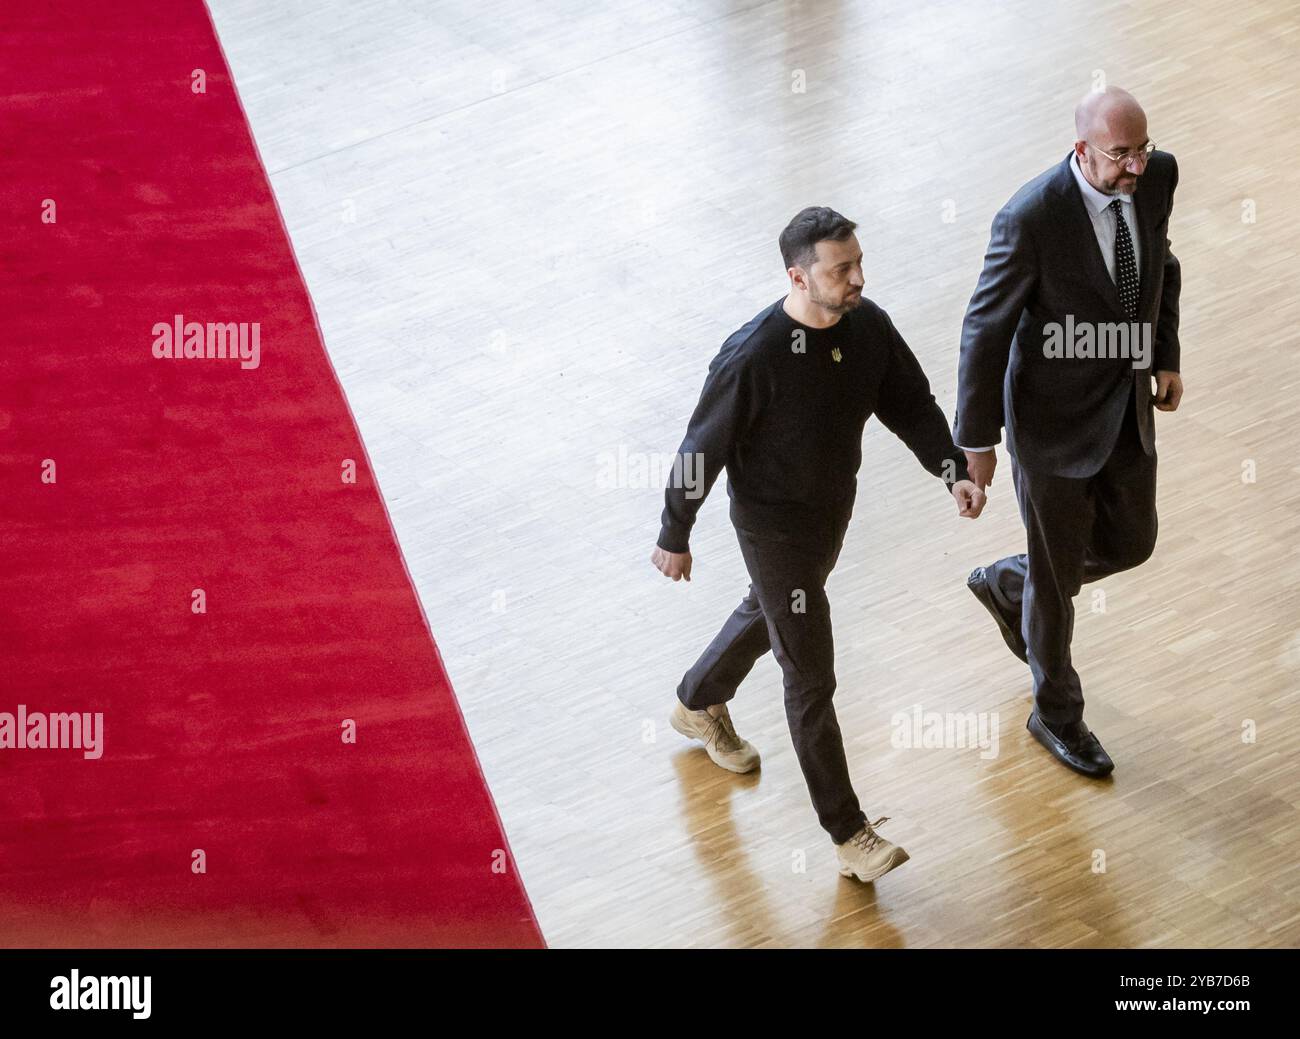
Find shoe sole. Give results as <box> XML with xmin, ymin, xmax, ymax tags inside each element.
<box><xmin>838</xmin><ymin>846</ymin><xmax>910</xmax><ymax>883</ymax></box>
<box><xmin>967</xmin><ymin>569</ymin><xmax>1029</xmax><ymax>664</ymax></box>
<box><xmin>669</xmin><ymin>707</ymin><xmax>759</xmax><ymax>774</ymax></box>
<box><xmin>1026</xmin><ymin>716</ymin><xmax>1114</xmax><ymax>778</ymax></box>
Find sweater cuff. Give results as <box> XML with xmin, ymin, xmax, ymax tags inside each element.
<box><xmin>657</xmin><ymin>524</ymin><xmax>691</xmax><ymax>554</ymax></box>
<box><xmin>942</xmin><ymin>451</ymin><xmax>971</xmax><ymax>491</ymax></box>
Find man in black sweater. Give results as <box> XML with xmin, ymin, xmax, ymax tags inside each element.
<box><xmin>651</xmin><ymin>207</ymin><xmax>986</xmax><ymax>883</ymax></box>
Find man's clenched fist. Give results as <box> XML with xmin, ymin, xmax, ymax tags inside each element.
<box><xmin>651</xmin><ymin>545</ymin><xmax>692</xmax><ymax>581</ymax></box>
<box><xmin>952</xmin><ymin>479</ymin><xmax>987</xmax><ymax>518</ymax></box>
<box><xmin>964</xmin><ymin>448</ymin><xmax>997</xmax><ymax>490</ymax></box>
<box><xmin>1153</xmin><ymin>370</ymin><xmax>1183</xmax><ymax>411</ymax></box>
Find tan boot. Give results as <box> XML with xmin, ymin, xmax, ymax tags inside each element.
<box><xmin>835</xmin><ymin>816</ymin><xmax>910</xmax><ymax>882</ymax></box>
<box><xmin>669</xmin><ymin>701</ymin><xmax>760</xmax><ymax>773</ymax></box>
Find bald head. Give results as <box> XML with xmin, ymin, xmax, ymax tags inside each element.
<box><xmin>1075</xmin><ymin>86</ymin><xmax>1146</xmax><ymax>141</ymax></box>
<box><xmin>1074</xmin><ymin>86</ymin><xmax>1150</xmax><ymax>195</ymax></box>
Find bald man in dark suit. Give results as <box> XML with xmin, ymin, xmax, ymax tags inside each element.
<box><xmin>954</xmin><ymin>87</ymin><xmax>1184</xmax><ymax>777</ymax></box>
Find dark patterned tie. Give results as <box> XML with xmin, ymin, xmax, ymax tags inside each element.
<box><xmin>1108</xmin><ymin>198</ymin><xmax>1139</xmax><ymax>319</ymax></box>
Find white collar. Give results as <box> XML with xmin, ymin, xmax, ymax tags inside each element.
<box><xmin>1071</xmin><ymin>151</ymin><xmax>1132</xmax><ymax>217</ymax></box>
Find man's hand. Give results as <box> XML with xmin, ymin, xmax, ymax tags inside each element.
<box><xmin>951</xmin><ymin>479</ymin><xmax>987</xmax><ymax>519</ymax></box>
<box><xmin>964</xmin><ymin>448</ymin><xmax>997</xmax><ymax>490</ymax></box>
<box><xmin>1153</xmin><ymin>370</ymin><xmax>1183</xmax><ymax>412</ymax></box>
<box><xmin>651</xmin><ymin>545</ymin><xmax>692</xmax><ymax>581</ymax></box>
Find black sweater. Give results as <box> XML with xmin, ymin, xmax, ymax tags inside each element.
<box><xmin>657</xmin><ymin>296</ymin><xmax>970</xmax><ymax>554</ymax></box>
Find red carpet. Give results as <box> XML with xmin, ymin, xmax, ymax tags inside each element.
<box><xmin>0</xmin><ymin>1</ymin><xmax>544</xmax><ymax>947</ymax></box>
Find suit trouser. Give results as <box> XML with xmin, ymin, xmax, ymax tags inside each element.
<box><xmin>986</xmin><ymin>390</ymin><xmax>1158</xmax><ymax>726</ymax></box>
<box><xmin>676</xmin><ymin>503</ymin><xmax>868</xmax><ymax>845</ymax></box>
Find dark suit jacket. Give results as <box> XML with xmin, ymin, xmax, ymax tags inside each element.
<box><xmin>953</xmin><ymin>150</ymin><xmax>1181</xmax><ymax>477</ymax></box>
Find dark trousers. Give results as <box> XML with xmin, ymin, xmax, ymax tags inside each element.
<box><xmin>987</xmin><ymin>391</ymin><xmax>1158</xmax><ymax>726</ymax></box>
<box><xmin>676</xmin><ymin>503</ymin><xmax>868</xmax><ymax>844</ymax></box>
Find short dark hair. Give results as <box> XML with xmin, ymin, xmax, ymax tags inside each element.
<box><xmin>779</xmin><ymin>206</ymin><xmax>857</xmax><ymax>271</ymax></box>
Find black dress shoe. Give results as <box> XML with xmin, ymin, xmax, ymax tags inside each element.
<box><xmin>967</xmin><ymin>566</ymin><xmax>1028</xmax><ymax>663</ymax></box>
<box><xmin>1026</xmin><ymin>711</ymin><xmax>1114</xmax><ymax>777</ymax></box>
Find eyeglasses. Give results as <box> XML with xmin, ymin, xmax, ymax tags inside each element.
<box><xmin>1089</xmin><ymin>141</ymin><xmax>1156</xmax><ymax>171</ymax></box>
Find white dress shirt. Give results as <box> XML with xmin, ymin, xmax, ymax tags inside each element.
<box><xmin>958</xmin><ymin>152</ymin><xmax>1141</xmax><ymax>453</ymax></box>
<box><xmin>1068</xmin><ymin>149</ymin><xmax>1141</xmax><ymax>282</ymax></box>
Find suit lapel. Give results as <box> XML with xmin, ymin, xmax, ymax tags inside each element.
<box><xmin>1133</xmin><ymin>175</ymin><xmax>1159</xmax><ymax>318</ymax></box>
<box><xmin>1051</xmin><ymin>152</ymin><xmax>1127</xmax><ymax>319</ymax></box>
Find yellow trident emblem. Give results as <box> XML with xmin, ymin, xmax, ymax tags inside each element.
<box><xmin>831</xmin><ymin>346</ymin><xmax>842</xmax><ymax>363</ymax></box>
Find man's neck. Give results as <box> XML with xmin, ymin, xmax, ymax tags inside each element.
<box><xmin>782</xmin><ymin>293</ymin><xmax>843</xmax><ymax>329</ymax></box>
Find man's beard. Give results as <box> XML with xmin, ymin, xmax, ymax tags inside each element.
<box><xmin>1088</xmin><ymin>154</ymin><xmax>1137</xmax><ymax>195</ymax></box>
<box><xmin>809</xmin><ymin>281</ymin><xmax>858</xmax><ymax>314</ymax></box>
